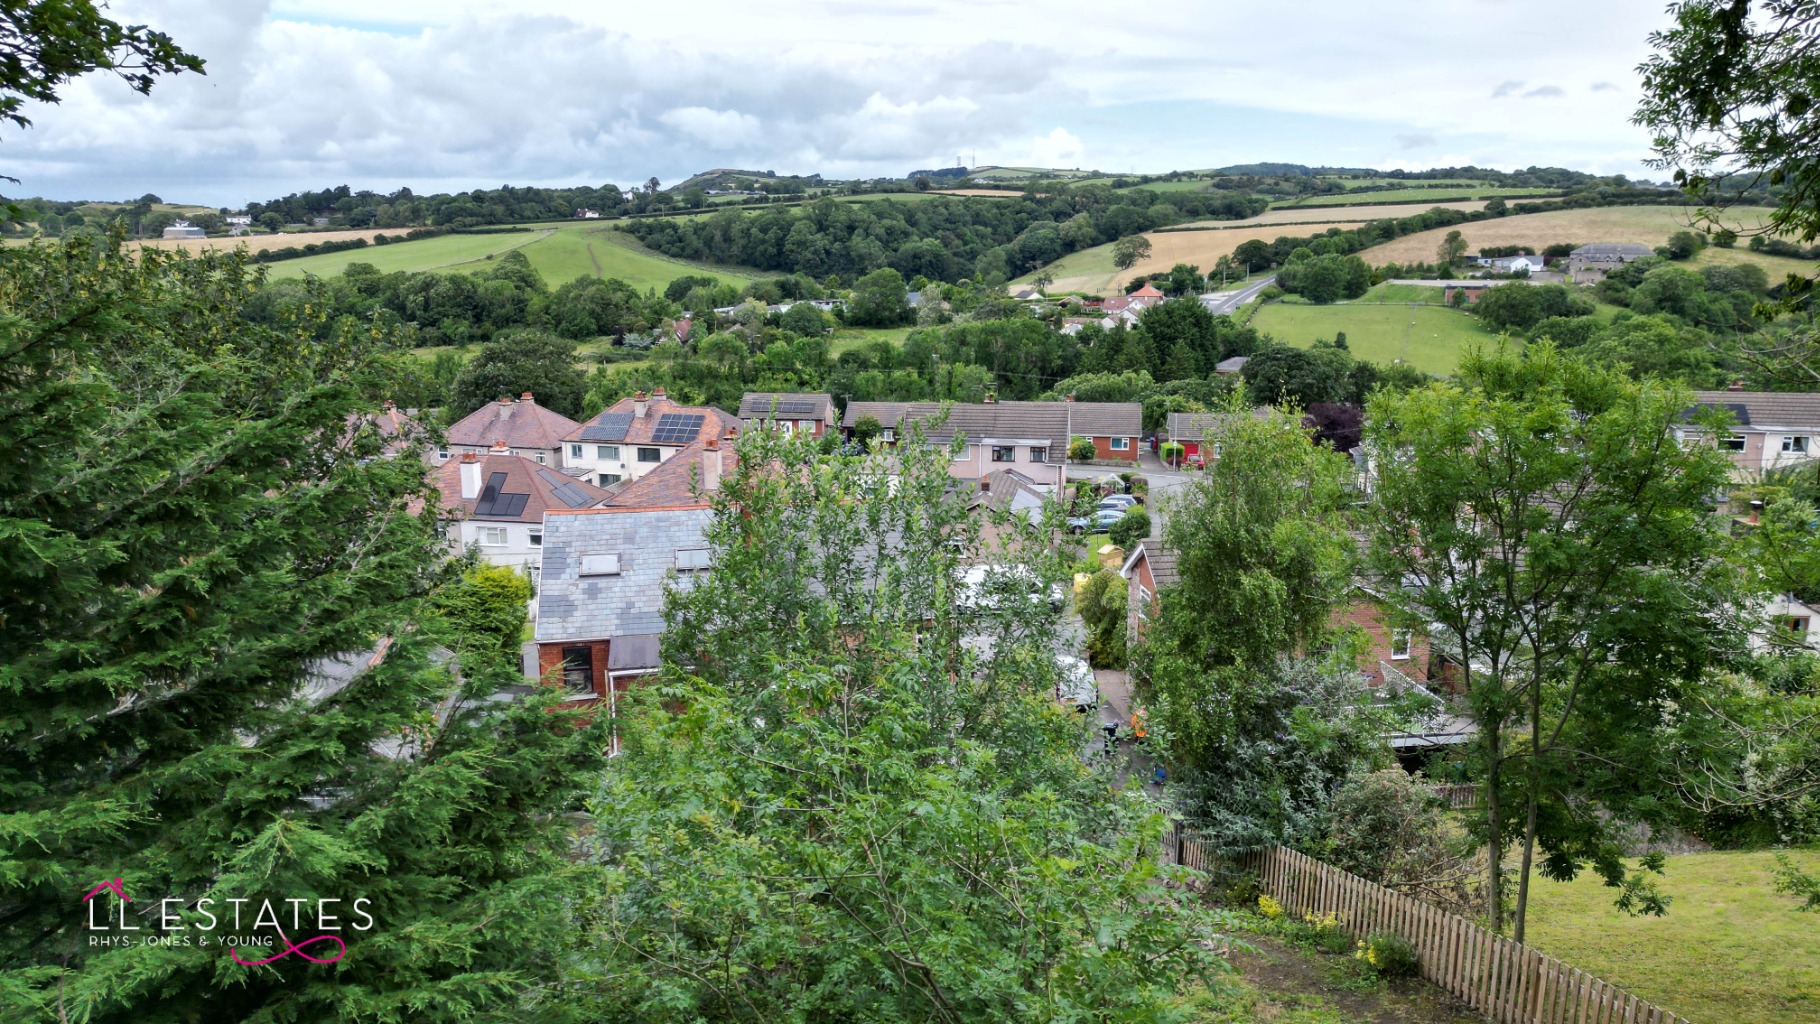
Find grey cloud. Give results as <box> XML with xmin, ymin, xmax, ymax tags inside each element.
<box><xmin>1491</xmin><ymin>80</ymin><xmax>1523</xmax><ymax>98</ymax></box>
<box><xmin>1590</xmin><ymin>81</ymin><xmax>1620</xmax><ymax>92</ymax></box>
<box><xmin>1523</xmin><ymin>85</ymin><xmax>1565</xmax><ymax>98</ymax></box>
<box><xmin>1394</xmin><ymin>133</ymin><xmax>1435</xmax><ymax>149</ymax></box>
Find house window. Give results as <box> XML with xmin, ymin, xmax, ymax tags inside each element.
<box><xmin>881</xmin><ymin>428</ymin><xmax>895</xmax><ymax>442</ymax></box>
<box><xmin>436</xmin><ymin>449</ymin><xmax>450</xmax><ymax>461</ymax></box>
<box><xmin>636</xmin><ymin>447</ymin><xmax>661</xmax><ymax>463</ymax></box>
<box><xmin>798</xmin><ymin>420</ymin><xmax>816</xmax><ymax>431</ymax></box>
<box><xmin>1785</xmin><ymin>436</ymin><xmax>1810</xmax><ymax>453</ymax></box>
<box><xmin>953</xmin><ymin>447</ymin><xmax>970</xmax><ymax>461</ymax></box>
<box><xmin>1390</xmin><ymin>629</ymin><xmax>1413</xmax><ymax>661</ymax></box>
<box><xmin>569</xmin><ymin>444</ymin><xmax>583</xmax><ymax>459</ymax></box>
<box><xmin>560</xmin><ymin>645</ymin><xmax>596</xmax><ymax>695</ymax></box>
<box><xmin>991</xmin><ymin>445</ymin><xmax>1016</xmax><ymax>462</ymax></box>
<box><xmin>529</xmin><ymin>529</ymin><xmax>543</xmax><ymax>547</ymax></box>
<box><xmin>477</xmin><ymin>526</ymin><xmax>508</xmax><ymax>547</ymax></box>
<box><xmin>1111</xmin><ymin>437</ymin><xmax>1130</xmax><ymax>451</ymax></box>
<box><xmin>598</xmin><ymin>445</ymin><xmax>620</xmax><ymax>461</ymax></box>
<box><xmin>1788</xmin><ymin>616</ymin><xmax>1810</xmax><ymax>636</ymax></box>
<box><xmin>675</xmin><ymin>547</ymin><xmax>712</xmax><ymax>572</ymax></box>
<box><xmin>1137</xmin><ymin>585</ymin><xmax>1152</xmax><ymax>619</ymax></box>
<box><xmin>1723</xmin><ymin>435</ymin><xmax>1748</xmax><ymax>452</ymax></box>
<box><xmin>579</xmin><ymin>553</ymin><xmax>621</xmax><ymax>576</ymax></box>
<box><xmin>1029</xmin><ymin>447</ymin><xmax>1048</xmax><ymax>463</ymax></box>
<box><xmin>598</xmin><ymin>473</ymin><xmax>622</xmax><ymax>487</ymax></box>
<box><xmin>533</xmin><ymin>452</ymin><xmax>547</xmax><ymax>464</ymax></box>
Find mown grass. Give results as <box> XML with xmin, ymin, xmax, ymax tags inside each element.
<box><xmin>1522</xmin><ymin>848</ymin><xmax>1820</xmax><ymax>1024</ymax></box>
<box><xmin>1359</xmin><ymin>282</ymin><xmax>1446</xmax><ymax>304</ymax></box>
<box><xmin>1249</xmin><ymin>302</ymin><xmax>1501</xmax><ymax>375</ymax></box>
<box><xmin>828</xmin><ymin>325</ymin><xmax>915</xmax><ymax>355</ymax></box>
<box><xmin>264</xmin><ymin>229</ymin><xmax>551</xmax><ymax>278</ymax></box>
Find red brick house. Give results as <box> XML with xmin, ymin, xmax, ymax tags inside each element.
<box><xmin>1120</xmin><ymin>541</ymin><xmax>1178</xmax><ymax>637</ymax></box>
<box><xmin>739</xmin><ymin>392</ymin><xmax>838</xmax><ymax>437</ymax></box>
<box><xmin>1331</xmin><ymin>589</ymin><xmax>1429</xmax><ymax>687</ymax></box>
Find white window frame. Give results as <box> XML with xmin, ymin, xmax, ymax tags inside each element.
<box><xmin>598</xmin><ymin>444</ymin><xmax>620</xmax><ymax>461</ymax></box>
<box><xmin>1390</xmin><ymin>629</ymin><xmax>1413</xmax><ymax>661</ymax></box>
<box><xmin>636</xmin><ymin>447</ymin><xmax>662</xmax><ymax>463</ymax></box>
<box><xmin>990</xmin><ymin>445</ymin><xmax>1016</xmax><ymax>463</ymax></box>
<box><xmin>533</xmin><ymin>452</ymin><xmax>546</xmax><ymax>464</ymax></box>
<box><xmin>437</xmin><ymin>449</ymin><xmax>451</xmax><ymax>461</ymax></box>
<box><xmin>569</xmin><ymin>444</ymin><xmax>583</xmax><ymax>459</ymax></box>
<box><xmin>1137</xmin><ymin>585</ymin><xmax>1152</xmax><ymax>619</ymax></box>
<box><xmin>1110</xmin><ymin>437</ymin><xmax>1130</xmax><ymax>451</ymax></box>
<box><xmin>477</xmin><ymin>526</ymin><xmax>509</xmax><ymax>547</ymax></box>
<box><xmin>675</xmin><ymin>547</ymin><xmax>712</xmax><ymax>572</ymax></box>
<box><xmin>579</xmin><ymin>553</ymin><xmax>621</xmax><ymax>576</ymax></box>
<box><xmin>1784</xmin><ymin>435</ymin><xmax>1810</xmax><ymax>454</ymax></box>
<box><xmin>598</xmin><ymin>472</ymin><xmax>621</xmax><ymax>487</ymax></box>
<box><xmin>1029</xmin><ymin>446</ymin><xmax>1048</xmax><ymax>463</ymax></box>
<box><xmin>529</xmin><ymin>529</ymin><xmax>543</xmax><ymax>547</ymax></box>
<box><xmin>1723</xmin><ymin>434</ymin><xmax>1748</xmax><ymax>452</ymax></box>
<box><xmin>881</xmin><ymin>428</ymin><xmax>895</xmax><ymax>442</ymax></box>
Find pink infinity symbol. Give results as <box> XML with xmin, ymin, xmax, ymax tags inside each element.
<box><xmin>229</xmin><ymin>927</ymin><xmax>347</xmax><ymax>966</ymax></box>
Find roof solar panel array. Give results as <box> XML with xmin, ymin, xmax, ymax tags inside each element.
<box><xmin>580</xmin><ymin>413</ymin><xmax>634</xmax><ymax>442</ymax></box>
<box><xmin>473</xmin><ymin>473</ymin><xmax>529</xmax><ymax>517</ymax></box>
<box><xmin>651</xmin><ymin>413</ymin><xmax>705</xmax><ymax>445</ymax></box>
<box><xmin>774</xmin><ymin>399</ymin><xmax>819</xmax><ymax>416</ymax></box>
<box><xmin>537</xmin><ymin>470</ymin><xmax>598</xmax><ymax>509</ymax></box>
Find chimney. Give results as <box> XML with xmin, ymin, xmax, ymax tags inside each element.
<box><xmin>1064</xmin><ymin>394</ymin><xmax>1075</xmax><ymax>402</ymax></box>
<box><xmin>1728</xmin><ymin>379</ymin><xmax>1745</xmax><ymax>393</ymax></box>
<box><xmin>983</xmin><ymin>391</ymin><xmax>996</xmax><ymax>404</ymax></box>
<box><xmin>652</xmin><ymin>387</ymin><xmax>667</xmax><ymax>401</ymax></box>
<box><xmin>489</xmin><ymin>439</ymin><xmax>509</xmax><ymax>455</ymax></box>
<box><xmin>520</xmin><ymin>391</ymin><xmax>534</xmax><ymax>403</ymax></box>
<box><xmin>634</xmin><ymin>391</ymin><xmax>648</xmax><ymax>418</ymax></box>
<box><xmin>703</xmin><ymin>438</ymin><xmax>722</xmax><ymax>492</ymax></box>
<box><xmin>459</xmin><ymin>453</ymin><xmax>482</xmax><ymax>499</ymax></box>
<box><xmin>497</xmin><ymin>396</ymin><xmax>513</xmax><ymax>406</ymax></box>
<box><xmin>382</xmin><ymin>399</ymin><xmax>396</xmax><ymax>410</ymax></box>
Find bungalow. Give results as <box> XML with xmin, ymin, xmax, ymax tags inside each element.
<box><xmin>842</xmin><ymin>396</ymin><xmax>1143</xmax><ymax>486</ymax></box>
<box><xmin>1473</xmin><ymin>253</ymin><xmax>1545</xmax><ymax>274</ymax></box>
<box><xmin>1102</xmin><ymin>284</ymin><xmax>1166</xmax><ymax>316</ymax></box>
<box><xmin>444</xmin><ymin>392</ymin><xmax>582</xmax><ymax>467</ymax></box>
<box><xmin>561</xmin><ymin>389</ymin><xmax>740</xmax><ymax>488</ymax></box>
<box><xmin>1164</xmin><ymin>408</ymin><xmax>1270</xmax><ymax>465</ymax></box>
<box><xmin>574</xmin><ymin>208</ymin><xmax>601</xmax><ymax>219</ymax></box>
<box><xmin>434</xmin><ymin>447</ymin><xmax>612</xmax><ymax>572</ymax></box>
<box><xmin>1684</xmin><ymin>387</ymin><xmax>1820</xmax><ymax>474</ymax></box>
<box><xmin>532</xmin><ymin>439</ymin><xmax>729</xmax><ymax>725</ymax></box>
<box><xmin>739</xmin><ymin>392</ymin><xmax>838</xmax><ymax>437</ymax></box>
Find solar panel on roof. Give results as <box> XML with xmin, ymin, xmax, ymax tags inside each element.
<box><xmin>580</xmin><ymin>413</ymin><xmax>633</xmax><ymax>442</ymax></box>
<box><xmin>774</xmin><ymin>399</ymin><xmax>819</xmax><ymax>415</ymax></box>
<box><xmin>651</xmin><ymin>413</ymin><xmax>706</xmax><ymax>445</ymax></box>
<box><xmin>472</xmin><ymin>472</ymin><xmax>529</xmax><ymax>517</ymax></box>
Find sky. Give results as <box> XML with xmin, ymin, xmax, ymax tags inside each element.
<box><xmin>5</xmin><ymin>0</ymin><xmax>1681</xmax><ymax>207</ymax></box>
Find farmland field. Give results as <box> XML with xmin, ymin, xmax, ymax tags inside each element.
<box><xmin>1358</xmin><ymin>282</ymin><xmax>1446</xmax><ymax>304</ymax></box>
<box><xmin>1358</xmin><ymin>205</ymin><xmax>1781</xmax><ymax>266</ymax></box>
<box><xmin>1321</xmin><ymin>176</ymin><xmax>1488</xmax><ymax>189</ymax></box>
<box><xmin>1249</xmin><ymin>301</ymin><xmax>1500</xmax><ymax>374</ymax></box>
<box><xmin>1173</xmin><ymin>200</ymin><xmax>1489</xmax><ymax>232</ymax></box>
<box><xmin>1272</xmin><ymin>186</ymin><xmax>1561</xmax><ymax>208</ymax></box>
<box><xmin>263</xmin><ymin>230</ymin><xmax>548</xmax><ymax>277</ymax></box>
<box><xmin>1024</xmin><ymin>221</ymin><xmax>1373</xmax><ymax>295</ymax></box>
<box><xmin>1523</xmin><ymin>848</ymin><xmax>1820</xmax><ymax>1024</ymax></box>
<box><xmin>128</xmin><ymin>227</ymin><xmax>396</xmax><ymax>257</ymax></box>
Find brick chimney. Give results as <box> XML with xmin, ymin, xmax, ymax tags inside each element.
<box><xmin>652</xmin><ymin>387</ymin><xmax>667</xmax><ymax>401</ymax></box>
<box><xmin>634</xmin><ymin>391</ymin><xmax>648</xmax><ymax>418</ymax></box>
<box><xmin>459</xmin><ymin>453</ymin><xmax>482</xmax><ymax>499</ymax></box>
<box><xmin>520</xmin><ymin>391</ymin><xmax>534</xmax><ymax>403</ymax></box>
<box><xmin>497</xmin><ymin>396</ymin><xmax>513</xmax><ymax>405</ymax></box>
<box><xmin>983</xmin><ymin>391</ymin><xmax>996</xmax><ymax>404</ymax></box>
<box><xmin>1728</xmin><ymin>379</ymin><xmax>1745</xmax><ymax>393</ymax></box>
<box><xmin>703</xmin><ymin>438</ymin><xmax>722</xmax><ymax>492</ymax></box>
<box><xmin>489</xmin><ymin>439</ymin><xmax>509</xmax><ymax>455</ymax></box>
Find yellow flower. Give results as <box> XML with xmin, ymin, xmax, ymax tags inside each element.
<box><xmin>1257</xmin><ymin>895</ymin><xmax>1284</xmax><ymax>919</ymax></box>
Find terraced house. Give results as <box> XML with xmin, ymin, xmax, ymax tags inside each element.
<box><xmin>1685</xmin><ymin>387</ymin><xmax>1820</xmax><ymax>476</ymax></box>
<box><xmin>433</xmin><ymin>447</ymin><xmax>612</xmax><ymax>573</ymax></box>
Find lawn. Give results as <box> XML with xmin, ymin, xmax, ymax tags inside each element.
<box><xmin>1272</xmin><ymin>186</ymin><xmax>1561</xmax><ymax>208</ymax></box>
<box><xmin>1358</xmin><ymin>282</ymin><xmax>1445</xmax><ymax>304</ymax></box>
<box><xmin>829</xmin><ymin>325</ymin><xmax>915</xmax><ymax>355</ymax></box>
<box><xmin>1249</xmin><ymin>302</ymin><xmax>1500</xmax><ymax>375</ymax></box>
<box><xmin>263</xmin><ymin>229</ymin><xmax>550</xmax><ymax>278</ymax></box>
<box><xmin>1522</xmin><ymin>848</ymin><xmax>1820</xmax><ymax>1024</ymax></box>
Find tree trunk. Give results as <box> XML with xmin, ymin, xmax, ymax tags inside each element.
<box><xmin>1485</xmin><ymin>723</ymin><xmax>1504</xmax><ymax>935</ymax></box>
<box><xmin>1515</xmin><ymin>791</ymin><xmax>1538</xmax><ymax>944</ymax></box>
<box><xmin>1515</xmin><ymin>671</ymin><xmax>1544</xmax><ymax>944</ymax></box>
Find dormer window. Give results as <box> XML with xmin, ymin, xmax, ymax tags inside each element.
<box><xmin>579</xmin><ymin>553</ymin><xmax>621</xmax><ymax>576</ymax></box>
<box><xmin>675</xmin><ymin>547</ymin><xmax>711</xmax><ymax>572</ymax></box>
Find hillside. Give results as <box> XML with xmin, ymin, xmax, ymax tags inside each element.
<box><xmin>666</xmin><ymin>168</ymin><xmax>824</xmax><ymax>193</ymax></box>
<box><xmin>1355</xmin><ymin>205</ymin><xmax>1779</xmax><ymax>266</ymax></box>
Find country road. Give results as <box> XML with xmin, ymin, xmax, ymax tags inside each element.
<box><xmin>1199</xmin><ymin>274</ymin><xmax>1277</xmax><ymax>316</ymax></box>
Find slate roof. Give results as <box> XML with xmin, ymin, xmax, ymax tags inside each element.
<box><xmin>739</xmin><ymin>392</ymin><xmax>836</xmax><ymax>421</ymax></box>
<box><xmin>564</xmin><ymin>392</ymin><xmax>740</xmax><ymax>448</ymax></box>
<box><xmin>1213</xmin><ymin>356</ymin><xmax>1250</xmax><ymax>374</ymax></box>
<box><xmin>1121</xmin><ymin>541</ymin><xmax>1179</xmax><ymax>590</ymax></box>
<box><xmin>605</xmin><ymin>440</ymin><xmax>735</xmax><ymax>508</ymax></box>
<box><xmin>1165</xmin><ymin>408</ymin><xmax>1271</xmax><ymax>442</ymax></box>
<box><xmin>446</xmin><ymin>394</ymin><xmax>581</xmax><ymax>451</ymax></box>
<box><xmin>841</xmin><ymin>400</ymin><xmax>1141</xmax><ymax>447</ymax></box>
<box><xmin>434</xmin><ymin>452</ymin><xmax>612</xmax><ymax>523</ymax></box>
<box><xmin>534</xmin><ymin>506</ymin><xmax>714</xmax><ymax>643</ymax></box>
<box><xmin>1688</xmin><ymin>390</ymin><xmax>1820</xmax><ymax>432</ymax></box>
<box><xmin>975</xmin><ymin>469</ymin><xmax>1050</xmax><ymax>521</ymax></box>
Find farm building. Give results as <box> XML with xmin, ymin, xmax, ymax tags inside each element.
<box><xmin>162</xmin><ymin>220</ymin><xmax>206</xmax><ymax>239</ymax></box>
<box><xmin>1567</xmin><ymin>242</ymin><xmax>1654</xmax><ymax>283</ymax></box>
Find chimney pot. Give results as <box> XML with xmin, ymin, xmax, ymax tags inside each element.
<box><xmin>498</xmin><ymin>396</ymin><xmax>513</xmax><ymax>405</ymax></box>
<box><xmin>653</xmin><ymin>387</ymin><xmax>667</xmax><ymax>399</ymax></box>
<box><xmin>490</xmin><ymin>439</ymin><xmax>508</xmax><ymax>453</ymax></box>
<box><xmin>521</xmin><ymin>391</ymin><xmax>534</xmax><ymax>402</ymax></box>
<box><xmin>459</xmin><ymin>453</ymin><xmax>483</xmax><ymax>500</ymax></box>
<box><xmin>1729</xmin><ymin>379</ymin><xmax>1745</xmax><ymax>392</ymax></box>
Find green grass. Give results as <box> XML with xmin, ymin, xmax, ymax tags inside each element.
<box><xmin>1115</xmin><ymin>179</ymin><xmax>1217</xmax><ymax>192</ymax></box>
<box><xmin>1320</xmin><ymin>176</ymin><xmax>1488</xmax><ymax>190</ymax></box>
<box><xmin>1358</xmin><ymin>282</ymin><xmax>1446</xmax><ymax>304</ymax></box>
<box><xmin>1694</xmin><ymin>245</ymin><xmax>1818</xmax><ymax>281</ymax></box>
<box><xmin>266</xmin><ymin>222</ymin><xmax>755</xmax><ymax>291</ymax></box>
<box><xmin>1523</xmin><ymin>848</ymin><xmax>1820</xmax><ymax>1024</ymax></box>
<box><xmin>1271</xmin><ymin>187</ymin><xmax>1561</xmax><ymax>208</ymax></box>
<box><xmin>829</xmin><ymin>325</ymin><xmax>915</xmax><ymax>355</ymax></box>
<box><xmin>1249</xmin><ymin>302</ymin><xmax>1501</xmax><ymax>374</ymax></box>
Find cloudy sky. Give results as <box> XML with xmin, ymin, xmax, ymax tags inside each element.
<box><xmin>8</xmin><ymin>0</ymin><xmax>1678</xmax><ymax>206</ymax></box>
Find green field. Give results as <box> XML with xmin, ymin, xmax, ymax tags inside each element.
<box><xmin>1358</xmin><ymin>282</ymin><xmax>1446</xmax><ymax>304</ymax></box>
<box><xmin>1524</xmin><ymin>848</ymin><xmax>1820</xmax><ymax>1024</ymax></box>
<box><xmin>829</xmin><ymin>325</ymin><xmax>915</xmax><ymax>355</ymax></box>
<box><xmin>1321</xmin><ymin>176</ymin><xmax>1489</xmax><ymax>189</ymax></box>
<box><xmin>265</xmin><ymin>222</ymin><xmax>755</xmax><ymax>291</ymax></box>
<box><xmin>1272</xmin><ymin>186</ymin><xmax>1562</xmax><ymax>208</ymax></box>
<box><xmin>1114</xmin><ymin>179</ymin><xmax>1217</xmax><ymax>192</ymax></box>
<box><xmin>1249</xmin><ymin>301</ymin><xmax>1500</xmax><ymax>374</ymax></box>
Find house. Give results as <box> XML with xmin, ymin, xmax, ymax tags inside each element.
<box><xmin>1213</xmin><ymin>355</ymin><xmax>1249</xmax><ymax>376</ymax></box>
<box><xmin>560</xmin><ymin>388</ymin><xmax>740</xmax><ymax>488</ymax></box>
<box><xmin>1684</xmin><ymin>387</ymin><xmax>1820</xmax><ymax>474</ymax></box>
<box><xmin>1472</xmin><ymin>253</ymin><xmax>1545</xmax><ymax>274</ymax></box>
<box><xmin>444</xmin><ymin>392</ymin><xmax>582</xmax><ymax>467</ymax></box>
<box><xmin>1332</xmin><ymin>590</ymin><xmax>1429</xmax><ymax>687</ymax></box>
<box><xmin>162</xmin><ymin>220</ymin><xmax>206</xmax><ymax>240</ymax></box>
<box><xmin>1120</xmin><ymin>540</ymin><xmax>1178</xmax><ymax>637</ymax></box>
<box><xmin>1567</xmin><ymin>242</ymin><xmax>1655</xmax><ymax>284</ymax></box>
<box><xmin>739</xmin><ymin>392</ymin><xmax>838</xmax><ymax>437</ymax></box>
<box><xmin>347</xmin><ymin>400</ymin><xmax>427</xmax><ymax>461</ymax></box>
<box><xmin>1059</xmin><ymin>316</ymin><xmax>1110</xmax><ymax>337</ymax></box>
<box><xmin>224</xmin><ymin>215</ymin><xmax>252</xmax><ymax>226</ymax></box>
<box><xmin>969</xmin><ymin>468</ymin><xmax>1054</xmax><ymax>550</ymax></box>
<box><xmin>1009</xmin><ymin>286</ymin><xmax>1043</xmax><ymax>301</ymax></box>
<box><xmin>434</xmin><ymin>447</ymin><xmax>613</xmax><ymax>572</ymax></box>
<box><xmin>574</xmin><ymin>208</ymin><xmax>601</xmax><ymax>219</ymax></box>
<box><xmin>671</xmin><ymin>318</ymin><xmax>693</xmax><ymax>342</ymax></box>
<box><xmin>1762</xmin><ymin>593</ymin><xmax>1820</xmax><ymax>653</ymax></box>
<box><xmin>842</xmin><ymin>396</ymin><xmax>1143</xmax><ymax>487</ymax></box>
<box><xmin>1164</xmin><ymin>408</ymin><xmax>1270</xmax><ymax>465</ymax></box>
<box><xmin>532</xmin><ymin>439</ymin><xmax>731</xmax><ymax>723</ymax></box>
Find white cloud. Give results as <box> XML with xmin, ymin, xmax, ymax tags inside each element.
<box><xmin>659</xmin><ymin>108</ymin><xmax>763</xmax><ymax>147</ymax></box>
<box><xmin>1027</xmin><ymin>127</ymin><xmax>1083</xmax><ymax>168</ymax></box>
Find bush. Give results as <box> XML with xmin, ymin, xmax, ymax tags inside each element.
<box><xmin>1159</xmin><ymin>441</ymin><xmax>1184</xmax><ymax>465</ymax></box>
<box><xmin>1325</xmin><ymin>770</ymin><xmax>1483</xmax><ymax>916</ymax></box>
<box><xmin>1068</xmin><ymin>436</ymin><xmax>1097</xmax><ymax>462</ymax></box>
<box><xmin>1077</xmin><ymin>569</ymin><xmax>1128</xmax><ymax>668</ymax></box>
<box><xmin>1108</xmin><ymin>508</ymin><xmax>1151</xmax><ymax>549</ymax></box>
<box><xmin>1354</xmin><ymin>932</ymin><xmax>1419</xmax><ymax>979</ymax></box>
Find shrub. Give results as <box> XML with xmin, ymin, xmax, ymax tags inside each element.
<box><xmin>1300</xmin><ymin>911</ymin><xmax>1351</xmax><ymax>954</ymax></box>
<box><xmin>1325</xmin><ymin>770</ymin><xmax>1483</xmax><ymax>916</ymax></box>
<box><xmin>1354</xmin><ymin>932</ymin><xmax>1419</xmax><ymax>979</ymax></box>
<box><xmin>1159</xmin><ymin>441</ymin><xmax>1184</xmax><ymax>465</ymax></box>
<box><xmin>1257</xmin><ymin>895</ymin><xmax>1284</xmax><ymax>919</ymax></box>
<box><xmin>1068</xmin><ymin>436</ymin><xmax>1097</xmax><ymax>462</ymax></box>
<box><xmin>1108</xmin><ymin>508</ymin><xmax>1151</xmax><ymax>549</ymax></box>
<box><xmin>1077</xmin><ymin>569</ymin><xmax>1128</xmax><ymax>668</ymax></box>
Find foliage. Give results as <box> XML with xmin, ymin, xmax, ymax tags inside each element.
<box><xmin>584</xmin><ymin>425</ymin><xmax>1225</xmax><ymax>1020</ymax></box>
<box><xmin>1108</xmin><ymin>507</ymin><xmax>1152</xmax><ymax>549</ymax></box>
<box><xmin>1362</xmin><ymin>342</ymin><xmax>1746</xmax><ymax>940</ymax></box>
<box><xmin>430</xmin><ymin>561</ymin><xmax>532</xmax><ymax>674</ymax></box>
<box><xmin>1079</xmin><ymin>568</ymin><xmax>1130</xmax><ymax>669</ymax></box>
<box><xmin>846</xmin><ymin>266</ymin><xmax>913</xmax><ymax>326</ymax></box>
<box><xmin>1160</xmin><ymin>440</ymin><xmax>1185</xmax><ymax>464</ymax></box>
<box><xmin>1773</xmin><ymin>853</ymin><xmax>1820</xmax><ymax>910</ymax></box>
<box><xmin>0</xmin><ymin>237</ymin><xmax>605</xmax><ymax>1021</ymax></box>
<box><xmin>1353</xmin><ymin>932</ymin><xmax>1419</xmax><ymax>979</ymax></box>
<box><xmin>1325</xmin><ymin>771</ymin><xmax>1482</xmax><ymax>915</ymax></box>
<box><xmin>1241</xmin><ymin>343</ymin><xmax>1355</xmax><ymax>407</ymax></box>
<box><xmin>1275</xmin><ymin>252</ymin><xmax>1371</xmax><ymax>304</ymax></box>
<box><xmin>1068</xmin><ymin>435</ymin><xmax>1098</xmax><ymax>461</ymax></box>
<box><xmin>450</xmin><ymin>328</ymin><xmax>588</xmax><ymax>418</ymax></box>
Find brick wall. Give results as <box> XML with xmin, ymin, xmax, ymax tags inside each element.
<box><xmin>1331</xmin><ymin>600</ymin><xmax>1428</xmax><ymax>685</ymax></box>
<box><xmin>536</xmin><ymin>638</ymin><xmax>610</xmax><ymax>704</ymax></box>
<box><xmin>1092</xmin><ymin>435</ymin><xmax>1139</xmax><ymax>462</ymax></box>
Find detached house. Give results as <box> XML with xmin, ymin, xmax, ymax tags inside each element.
<box><xmin>1684</xmin><ymin>387</ymin><xmax>1820</xmax><ymax>475</ymax></box>
<box><xmin>434</xmin><ymin>447</ymin><xmax>612</xmax><ymax>572</ymax></box>
<box><xmin>841</xmin><ymin>397</ymin><xmax>1142</xmax><ymax>489</ymax></box>
<box><xmin>1164</xmin><ymin>408</ymin><xmax>1270</xmax><ymax>465</ymax></box>
<box><xmin>739</xmin><ymin>392</ymin><xmax>838</xmax><ymax>437</ymax></box>
<box><xmin>444</xmin><ymin>392</ymin><xmax>581</xmax><ymax>467</ymax></box>
<box><xmin>560</xmin><ymin>389</ymin><xmax>740</xmax><ymax>489</ymax></box>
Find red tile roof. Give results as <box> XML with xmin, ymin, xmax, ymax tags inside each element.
<box><xmin>564</xmin><ymin>391</ymin><xmax>741</xmax><ymax>448</ymax></box>
<box><xmin>605</xmin><ymin>438</ymin><xmax>734</xmax><ymax>509</ymax></box>
<box><xmin>446</xmin><ymin>393</ymin><xmax>581</xmax><ymax>451</ymax></box>
<box><xmin>433</xmin><ymin>451</ymin><xmax>612</xmax><ymax>523</ymax></box>
<box><xmin>1130</xmin><ymin>283</ymin><xmax>1164</xmax><ymax>298</ymax></box>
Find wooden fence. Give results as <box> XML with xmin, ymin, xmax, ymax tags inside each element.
<box><xmin>1435</xmin><ymin>782</ymin><xmax>1481</xmax><ymax>811</ymax></box>
<box><xmin>1170</xmin><ymin>834</ymin><xmax>1694</xmax><ymax>1024</ymax></box>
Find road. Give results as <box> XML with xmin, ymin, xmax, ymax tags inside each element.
<box><xmin>1199</xmin><ymin>274</ymin><xmax>1277</xmax><ymax>316</ymax></box>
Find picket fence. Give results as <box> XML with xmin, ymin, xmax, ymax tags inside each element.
<box><xmin>1170</xmin><ymin>834</ymin><xmax>1694</xmax><ymax>1024</ymax></box>
<box><xmin>1435</xmin><ymin>782</ymin><xmax>1482</xmax><ymax>811</ymax></box>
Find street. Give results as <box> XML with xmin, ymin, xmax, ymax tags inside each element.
<box><xmin>1198</xmin><ymin>274</ymin><xmax>1277</xmax><ymax>316</ymax></box>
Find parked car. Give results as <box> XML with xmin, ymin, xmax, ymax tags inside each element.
<box><xmin>1066</xmin><ymin>509</ymin><xmax>1125</xmax><ymax>534</ymax></box>
<box><xmin>1056</xmin><ymin>655</ymin><xmax>1098</xmax><ymax>712</ymax></box>
<box><xmin>1099</xmin><ymin>494</ymin><xmax>1141</xmax><ymax>509</ymax></box>
<box><xmin>959</xmin><ymin>564</ymin><xmax>1065</xmax><ymax>611</ymax></box>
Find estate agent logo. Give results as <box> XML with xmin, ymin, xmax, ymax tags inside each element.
<box><xmin>82</xmin><ymin>875</ymin><xmax>369</xmax><ymax>965</ymax></box>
